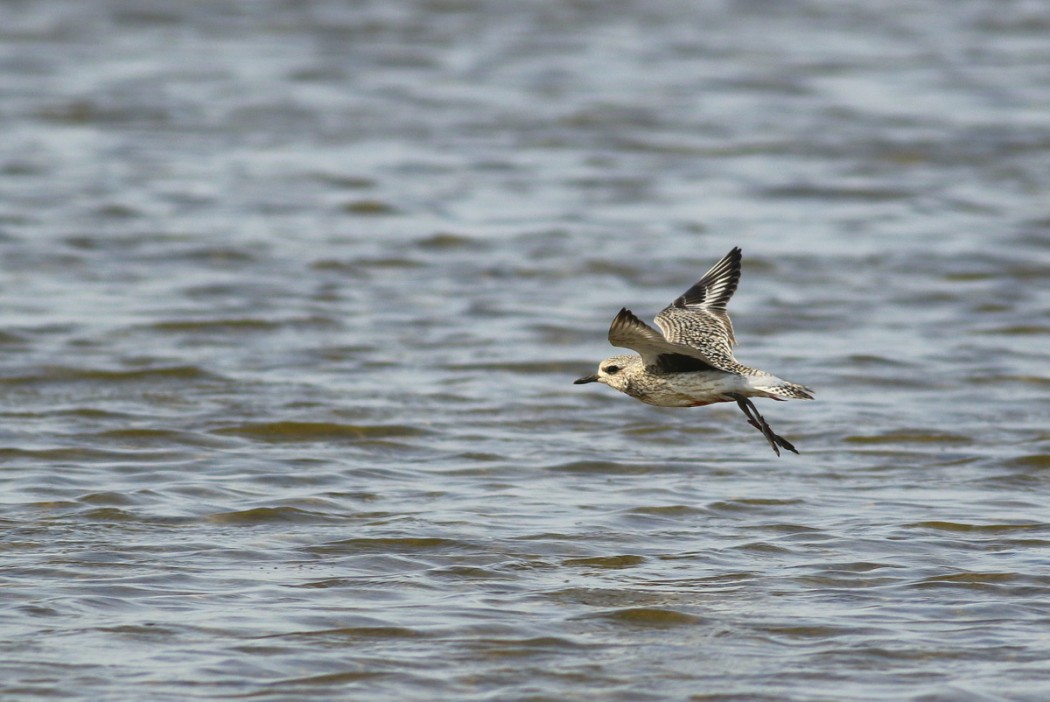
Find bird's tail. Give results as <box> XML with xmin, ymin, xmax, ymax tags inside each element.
<box><xmin>749</xmin><ymin>376</ymin><xmax>814</xmax><ymax>401</ymax></box>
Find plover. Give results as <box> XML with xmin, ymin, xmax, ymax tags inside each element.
<box><xmin>574</xmin><ymin>247</ymin><xmax>813</xmax><ymax>456</ymax></box>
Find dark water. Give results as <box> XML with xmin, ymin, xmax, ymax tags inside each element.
<box><xmin>2</xmin><ymin>1</ymin><xmax>1050</xmax><ymax>700</ymax></box>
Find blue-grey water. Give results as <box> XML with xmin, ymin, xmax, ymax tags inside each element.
<box><xmin>2</xmin><ymin>1</ymin><xmax>1050</xmax><ymax>700</ymax></box>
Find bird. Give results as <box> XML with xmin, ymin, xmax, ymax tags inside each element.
<box><xmin>573</xmin><ymin>246</ymin><xmax>812</xmax><ymax>456</ymax></box>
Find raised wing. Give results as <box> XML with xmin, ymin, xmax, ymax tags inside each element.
<box><xmin>608</xmin><ymin>308</ymin><xmax>722</xmax><ymax>373</ymax></box>
<box><xmin>654</xmin><ymin>247</ymin><xmax>741</xmax><ymax>367</ymax></box>
<box><xmin>673</xmin><ymin>246</ymin><xmax>742</xmax><ymax>314</ymax></box>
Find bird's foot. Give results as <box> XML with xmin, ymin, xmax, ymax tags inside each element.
<box><xmin>728</xmin><ymin>394</ymin><xmax>799</xmax><ymax>457</ymax></box>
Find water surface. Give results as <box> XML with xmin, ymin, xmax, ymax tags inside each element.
<box><xmin>2</xmin><ymin>1</ymin><xmax>1050</xmax><ymax>700</ymax></box>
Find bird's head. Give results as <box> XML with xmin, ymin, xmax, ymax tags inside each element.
<box><xmin>573</xmin><ymin>354</ymin><xmax>640</xmax><ymax>392</ymax></box>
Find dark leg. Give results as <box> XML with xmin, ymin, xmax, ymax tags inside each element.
<box><xmin>727</xmin><ymin>393</ymin><xmax>799</xmax><ymax>456</ymax></box>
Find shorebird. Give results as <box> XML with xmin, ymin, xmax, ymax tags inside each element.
<box><xmin>574</xmin><ymin>247</ymin><xmax>812</xmax><ymax>456</ymax></box>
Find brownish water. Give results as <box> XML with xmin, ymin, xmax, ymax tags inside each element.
<box><xmin>2</xmin><ymin>1</ymin><xmax>1050</xmax><ymax>700</ymax></box>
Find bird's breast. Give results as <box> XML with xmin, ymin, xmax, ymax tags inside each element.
<box><xmin>623</xmin><ymin>371</ymin><xmax>739</xmax><ymax>407</ymax></box>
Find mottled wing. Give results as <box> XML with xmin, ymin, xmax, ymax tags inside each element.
<box><xmin>654</xmin><ymin>247</ymin><xmax>742</xmax><ymax>369</ymax></box>
<box><xmin>608</xmin><ymin>308</ymin><xmax>722</xmax><ymax>373</ymax></box>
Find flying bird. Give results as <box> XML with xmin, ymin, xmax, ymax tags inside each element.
<box><xmin>574</xmin><ymin>247</ymin><xmax>812</xmax><ymax>456</ymax></box>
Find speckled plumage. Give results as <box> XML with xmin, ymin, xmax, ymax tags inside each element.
<box><xmin>574</xmin><ymin>247</ymin><xmax>813</xmax><ymax>456</ymax></box>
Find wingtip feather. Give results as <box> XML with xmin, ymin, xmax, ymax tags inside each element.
<box><xmin>674</xmin><ymin>246</ymin><xmax>743</xmax><ymax>311</ymax></box>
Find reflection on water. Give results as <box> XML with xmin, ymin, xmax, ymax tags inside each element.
<box><xmin>2</xmin><ymin>0</ymin><xmax>1050</xmax><ymax>700</ymax></box>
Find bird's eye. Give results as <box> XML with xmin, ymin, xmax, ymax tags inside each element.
<box><xmin>603</xmin><ymin>365</ymin><xmax>621</xmax><ymax>375</ymax></box>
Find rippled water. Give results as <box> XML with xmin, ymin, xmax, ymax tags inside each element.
<box><xmin>2</xmin><ymin>1</ymin><xmax>1050</xmax><ymax>700</ymax></box>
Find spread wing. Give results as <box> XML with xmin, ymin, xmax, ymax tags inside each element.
<box><xmin>608</xmin><ymin>308</ymin><xmax>723</xmax><ymax>373</ymax></box>
<box><xmin>654</xmin><ymin>247</ymin><xmax>741</xmax><ymax>368</ymax></box>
